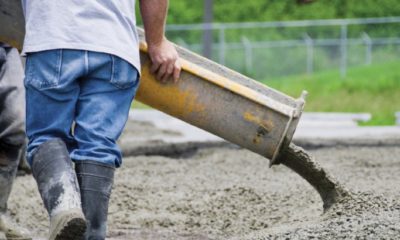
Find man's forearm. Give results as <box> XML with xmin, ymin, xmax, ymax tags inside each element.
<box><xmin>139</xmin><ymin>0</ymin><xmax>169</xmax><ymax>46</ymax></box>
<box><xmin>138</xmin><ymin>0</ymin><xmax>181</xmax><ymax>83</ymax></box>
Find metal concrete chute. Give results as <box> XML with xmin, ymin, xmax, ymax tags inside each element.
<box><xmin>136</xmin><ymin>28</ymin><xmax>306</xmax><ymax>164</ymax></box>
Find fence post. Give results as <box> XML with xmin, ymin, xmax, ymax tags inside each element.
<box><xmin>303</xmin><ymin>33</ymin><xmax>314</xmax><ymax>75</ymax></box>
<box><xmin>241</xmin><ymin>36</ymin><xmax>253</xmax><ymax>74</ymax></box>
<box><xmin>340</xmin><ymin>24</ymin><xmax>348</xmax><ymax>78</ymax></box>
<box><xmin>202</xmin><ymin>0</ymin><xmax>213</xmax><ymax>59</ymax></box>
<box><xmin>362</xmin><ymin>32</ymin><xmax>372</xmax><ymax>65</ymax></box>
<box><xmin>219</xmin><ymin>27</ymin><xmax>226</xmax><ymax>65</ymax></box>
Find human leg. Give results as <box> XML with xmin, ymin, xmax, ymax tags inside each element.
<box><xmin>31</xmin><ymin>139</ymin><xmax>86</xmax><ymax>240</ymax></box>
<box><xmin>75</xmin><ymin>161</ymin><xmax>114</xmax><ymax>240</ymax></box>
<box><xmin>72</xmin><ymin>52</ymin><xmax>139</xmax><ymax>239</ymax></box>
<box><xmin>71</xmin><ymin>52</ymin><xmax>139</xmax><ymax>167</ymax></box>
<box><xmin>25</xmin><ymin>50</ymin><xmax>82</xmax><ymax>163</ymax></box>
<box><xmin>24</xmin><ymin>49</ymin><xmax>88</xmax><ymax>239</ymax></box>
<box><xmin>0</xmin><ymin>47</ymin><xmax>31</xmax><ymax>240</ymax></box>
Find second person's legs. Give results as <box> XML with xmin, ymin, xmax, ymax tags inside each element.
<box><xmin>0</xmin><ymin>47</ymin><xmax>31</xmax><ymax>240</ymax></box>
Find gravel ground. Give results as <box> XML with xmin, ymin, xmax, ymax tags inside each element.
<box><xmin>6</xmin><ymin>121</ymin><xmax>400</xmax><ymax>239</ymax></box>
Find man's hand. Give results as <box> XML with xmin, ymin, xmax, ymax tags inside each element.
<box><xmin>139</xmin><ymin>0</ymin><xmax>181</xmax><ymax>83</ymax></box>
<box><xmin>148</xmin><ymin>38</ymin><xmax>181</xmax><ymax>83</ymax></box>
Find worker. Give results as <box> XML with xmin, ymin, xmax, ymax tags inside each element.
<box><xmin>21</xmin><ymin>0</ymin><xmax>181</xmax><ymax>239</ymax></box>
<box><xmin>0</xmin><ymin>43</ymin><xmax>31</xmax><ymax>240</ymax></box>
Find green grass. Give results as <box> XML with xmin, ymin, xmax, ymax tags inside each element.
<box><xmin>262</xmin><ymin>61</ymin><xmax>400</xmax><ymax>125</ymax></box>
<box><xmin>132</xmin><ymin>61</ymin><xmax>399</xmax><ymax>125</ymax></box>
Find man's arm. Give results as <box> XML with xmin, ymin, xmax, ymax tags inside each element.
<box><xmin>139</xmin><ymin>0</ymin><xmax>181</xmax><ymax>82</ymax></box>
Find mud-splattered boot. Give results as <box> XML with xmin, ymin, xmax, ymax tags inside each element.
<box><xmin>0</xmin><ymin>145</ymin><xmax>32</xmax><ymax>240</ymax></box>
<box><xmin>31</xmin><ymin>139</ymin><xmax>86</xmax><ymax>240</ymax></box>
<box><xmin>75</xmin><ymin>161</ymin><xmax>115</xmax><ymax>240</ymax></box>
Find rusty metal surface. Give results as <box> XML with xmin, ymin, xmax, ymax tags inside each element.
<box><xmin>137</xmin><ymin>53</ymin><xmax>304</xmax><ymax>161</ymax></box>
<box><xmin>0</xmin><ymin>3</ymin><xmax>306</xmax><ymax>162</ymax></box>
<box><xmin>0</xmin><ymin>0</ymin><xmax>25</xmax><ymax>49</ymax></box>
<box><xmin>137</xmin><ymin>30</ymin><xmax>306</xmax><ymax>162</ymax></box>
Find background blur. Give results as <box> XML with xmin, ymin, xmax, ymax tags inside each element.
<box><xmin>136</xmin><ymin>0</ymin><xmax>400</xmax><ymax>126</ymax></box>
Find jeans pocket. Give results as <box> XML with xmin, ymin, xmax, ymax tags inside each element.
<box><xmin>110</xmin><ymin>56</ymin><xmax>139</xmax><ymax>89</ymax></box>
<box><xmin>25</xmin><ymin>50</ymin><xmax>62</xmax><ymax>90</ymax></box>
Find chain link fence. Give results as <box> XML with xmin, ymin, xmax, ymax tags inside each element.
<box><xmin>165</xmin><ymin>17</ymin><xmax>400</xmax><ymax>80</ymax></box>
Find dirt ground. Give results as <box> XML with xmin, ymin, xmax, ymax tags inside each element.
<box><xmin>7</xmin><ymin>120</ymin><xmax>400</xmax><ymax>239</ymax></box>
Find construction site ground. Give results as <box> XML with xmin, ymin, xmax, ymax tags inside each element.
<box><xmin>9</xmin><ymin>109</ymin><xmax>400</xmax><ymax>240</ymax></box>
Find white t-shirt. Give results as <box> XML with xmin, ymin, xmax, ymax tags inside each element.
<box><xmin>21</xmin><ymin>0</ymin><xmax>140</xmax><ymax>72</ymax></box>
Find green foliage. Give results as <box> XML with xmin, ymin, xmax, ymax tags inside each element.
<box><xmin>136</xmin><ymin>1</ymin><xmax>400</xmax><ymax>47</ymax></box>
<box><xmin>262</xmin><ymin>61</ymin><xmax>400</xmax><ymax>125</ymax></box>
<box><xmin>163</xmin><ymin>0</ymin><xmax>400</xmax><ymax>24</ymax></box>
<box><xmin>136</xmin><ymin>1</ymin><xmax>400</xmax><ymax>25</ymax></box>
<box><xmin>133</xmin><ymin>61</ymin><xmax>400</xmax><ymax>126</ymax></box>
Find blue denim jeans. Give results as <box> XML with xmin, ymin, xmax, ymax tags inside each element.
<box><xmin>24</xmin><ymin>50</ymin><xmax>139</xmax><ymax>167</ymax></box>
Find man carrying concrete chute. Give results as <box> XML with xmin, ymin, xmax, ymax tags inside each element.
<box><xmin>21</xmin><ymin>0</ymin><xmax>181</xmax><ymax>239</ymax></box>
<box><xmin>0</xmin><ymin>43</ymin><xmax>31</xmax><ymax>240</ymax></box>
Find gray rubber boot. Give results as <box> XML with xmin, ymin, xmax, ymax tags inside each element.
<box><xmin>0</xmin><ymin>144</ymin><xmax>31</xmax><ymax>240</ymax></box>
<box><xmin>17</xmin><ymin>142</ymin><xmax>31</xmax><ymax>176</ymax></box>
<box><xmin>31</xmin><ymin>139</ymin><xmax>86</xmax><ymax>240</ymax></box>
<box><xmin>75</xmin><ymin>161</ymin><xmax>115</xmax><ymax>240</ymax></box>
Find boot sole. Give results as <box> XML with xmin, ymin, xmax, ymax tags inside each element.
<box><xmin>50</xmin><ymin>210</ymin><xmax>86</xmax><ymax>240</ymax></box>
<box><xmin>55</xmin><ymin>217</ymin><xmax>86</xmax><ymax>240</ymax></box>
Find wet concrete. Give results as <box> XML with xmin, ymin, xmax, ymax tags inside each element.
<box><xmin>278</xmin><ymin>144</ymin><xmax>350</xmax><ymax>210</ymax></box>
<box><xmin>9</xmin><ymin>146</ymin><xmax>400</xmax><ymax>239</ymax></box>
<box><xmin>7</xmin><ymin>120</ymin><xmax>400</xmax><ymax>239</ymax></box>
